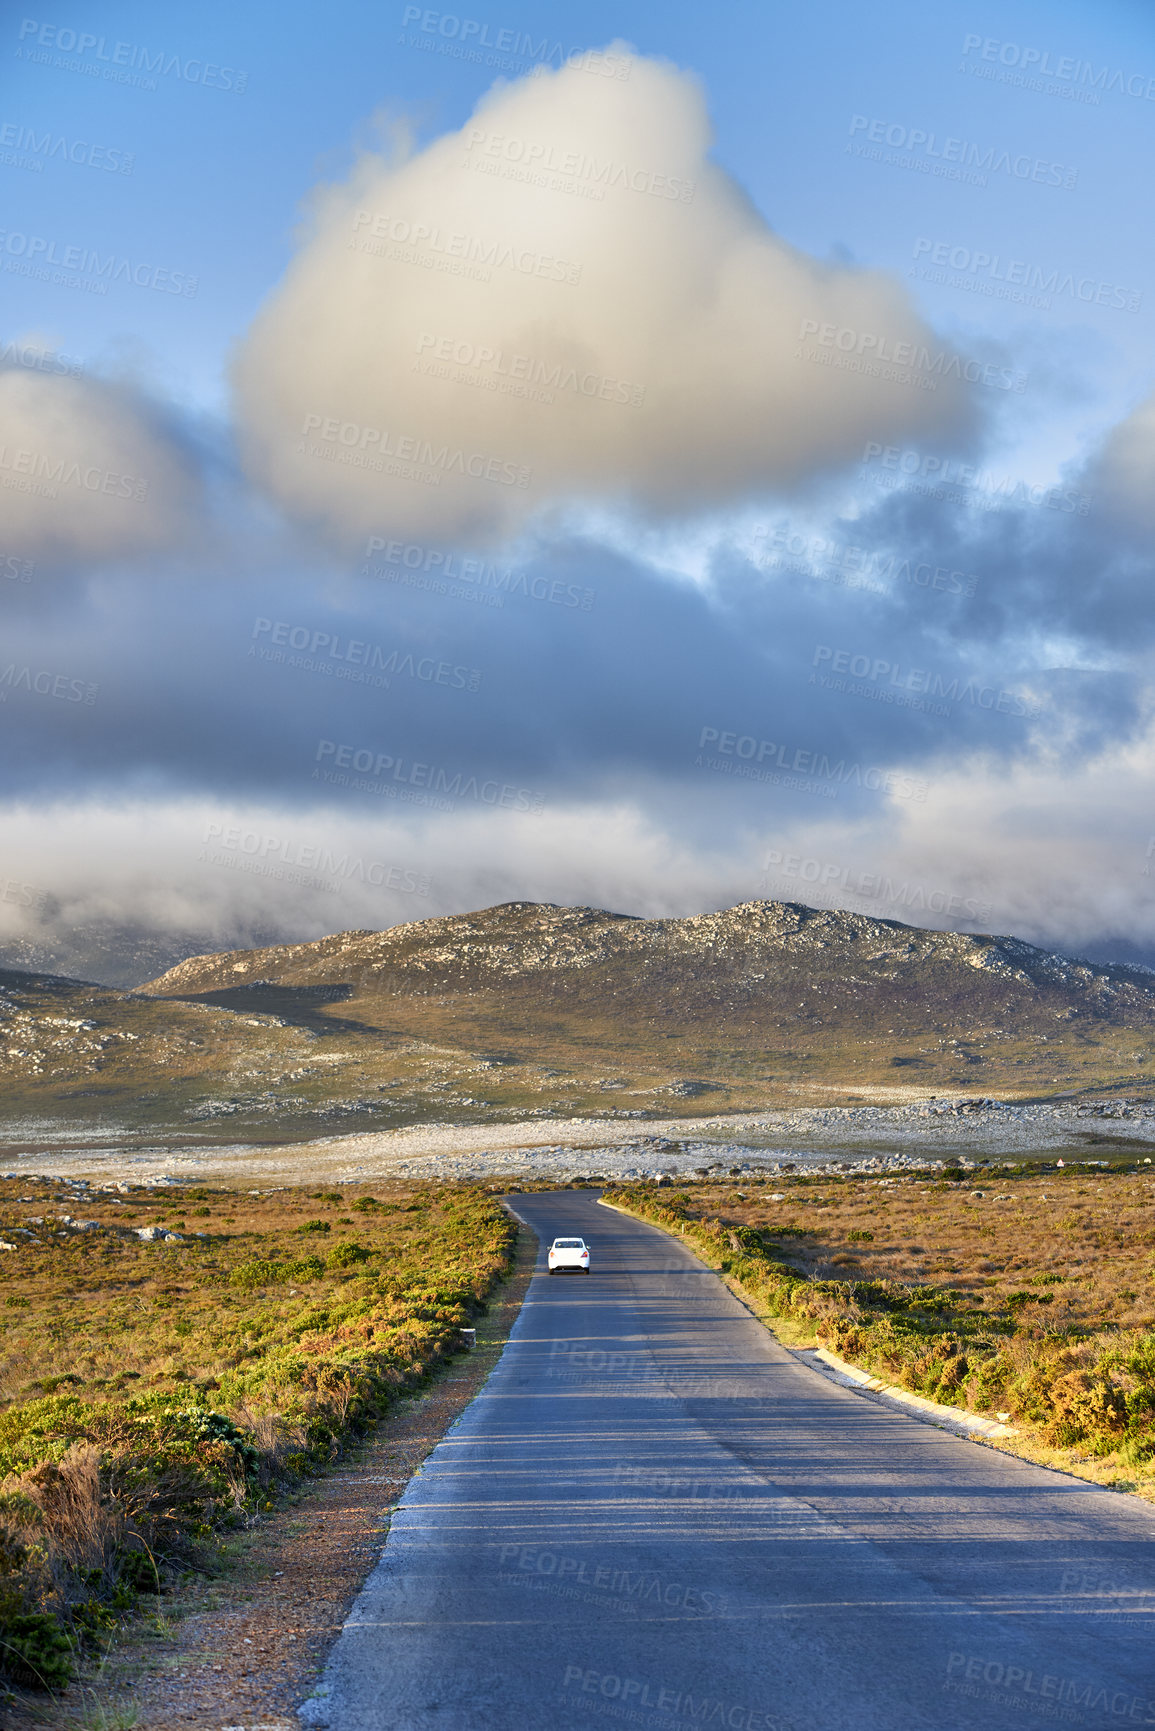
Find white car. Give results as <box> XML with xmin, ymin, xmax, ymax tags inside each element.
<box><xmin>548</xmin><ymin>1236</ymin><xmax>591</xmax><ymax>1275</ymax></box>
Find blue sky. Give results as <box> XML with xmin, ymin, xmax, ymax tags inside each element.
<box><xmin>3</xmin><ymin>0</ymin><xmax>1155</xmax><ymax>980</ymax></box>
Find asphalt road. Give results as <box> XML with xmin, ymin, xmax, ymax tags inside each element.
<box><xmin>300</xmin><ymin>1190</ymin><xmax>1155</xmax><ymax>1731</ymax></box>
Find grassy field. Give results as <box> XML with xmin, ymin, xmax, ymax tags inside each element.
<box><xmin>0</xmin><ymin>1177</ymin><xmax>515</xmax><ymax>1693</ymax></box>
<box><xmin>604</xmin><ymin>1164</ymin><xmax>1155</xmax><ymax>1496</ymax></box>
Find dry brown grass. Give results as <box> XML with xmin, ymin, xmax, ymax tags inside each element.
<box><xmin>671</xmin><ymin>1168</ymin><xmax>1155</xmax><ymax>1332</ymax></box>
<box><xmin>0</xmin><ymin>1178</ymin><xmax>510</xmax><ymax>1408</ymax></box>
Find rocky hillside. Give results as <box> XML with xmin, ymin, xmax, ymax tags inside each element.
<box><xmin>148</xmin><ymin>898</ymin><xmax>1155</xmax><ymax>1027</ymax></box>
<box><xmin>3</xmin><ymin>900</ymin><xmax>1154</xmax><ymax>1147</ymax></box>
<box><xmin>143</xmin><ymin>899</ymin><xmax>1155</xmax><ymax>1107</ymax></box>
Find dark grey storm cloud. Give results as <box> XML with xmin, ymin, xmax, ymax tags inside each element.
<box><xmin>1</xmin><ymin>508</ymin><xmax>1072</xmax><ymax>818</ymax></box>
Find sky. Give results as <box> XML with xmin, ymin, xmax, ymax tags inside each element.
<box><xmin>3</xmin><ymin>0</ymin><xmax>1155</xmax><ymax>983</ymax></box>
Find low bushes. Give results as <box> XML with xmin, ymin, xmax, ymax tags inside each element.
<box><xmin>0</xmin><ymin>1180</ymin><xmax>516</xmax><ymax>1689</ymax></box>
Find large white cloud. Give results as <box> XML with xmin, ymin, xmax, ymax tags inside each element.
<box><xmin>233</xmin><ymin>49</ymin><xmax>976</xmax><ymax>548</ymax></box>
<box><xmin>0</xmin><ymin>364</ymin><xmax>202</xmax><ymax>566</ymax></box>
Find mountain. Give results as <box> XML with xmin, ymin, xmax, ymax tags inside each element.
<box><xmin>0</xmin><ymin>920</ymin><xmax>237</xmax><ymax>992</ymax></box>
<box><xmin>3</xmin><ymin>900</ymin><xmax>1154</xmax><ymax>1144</ymax></box>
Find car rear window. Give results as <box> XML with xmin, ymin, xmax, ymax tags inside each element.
<box><xmin>553</xmin><ymin>1239</ymin><xmax>585</xmax><ymax>1248</ymax></box>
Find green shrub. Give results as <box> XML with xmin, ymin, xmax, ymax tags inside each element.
<box><xmin>0</xmin><ymin>1606</ymin><xmax>74</xmax><ymax>1689</ymax></box>
<box><xmin>229</xmin><ymin>1256</ymin><xmax>326</xmax><ymax>1288</ymax></box>
<box><xmin>229</xmin><ymin>1258</ymin><xmax>291</xmax><ymax>1288</ymax></box>
<box><xmin>116</xmin><ymin>1546</ymin><xmax>161</xmax><ymax>1594</ymax></box>
<box><xmin>326</xmin><ymin>1241</ymin><xmax>372</xmax><ymax>1270</ymax></box>
<box><xmin>1047</xmin><ymin>1370</ymin><xmax>1128</xmax><ymax>1441</ymax></box>
<box><xmin>290</xmin><ymin>1256</ymin><xmax>325</xmax><ymax>1282</ymax></box>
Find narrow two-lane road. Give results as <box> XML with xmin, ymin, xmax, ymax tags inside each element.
<box><xmin>302</xmin><ymin>1191</ymin><xmax>1155</xmax><ymax>1730</ymax></box>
